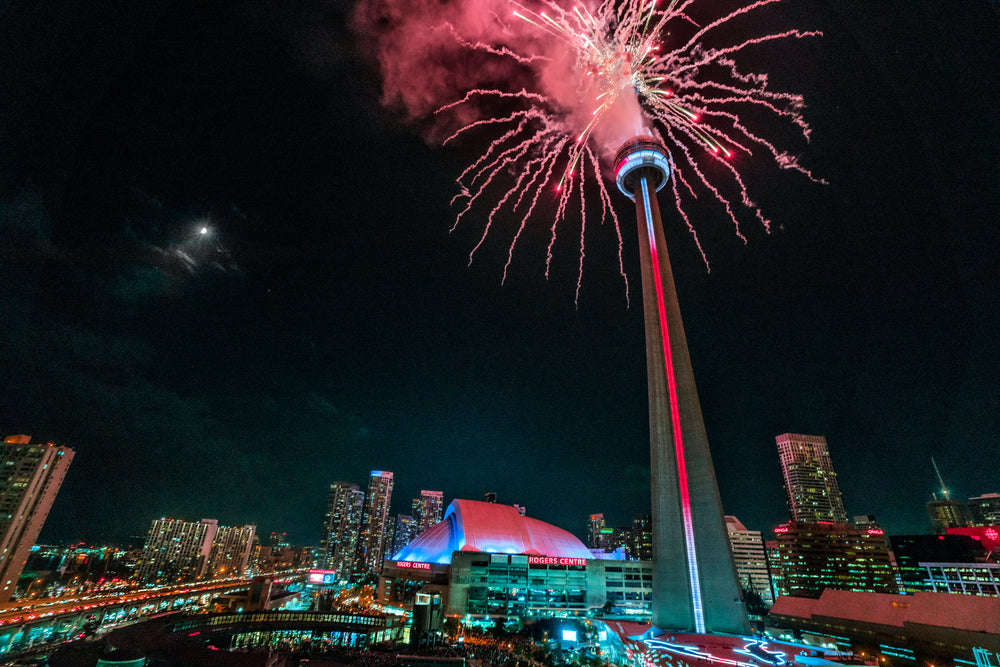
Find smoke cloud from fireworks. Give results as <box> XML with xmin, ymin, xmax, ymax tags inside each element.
<box><xmin>353</xmin><ymin>0</ymin><xmax>588</xmax><ymax>139</ymax></box>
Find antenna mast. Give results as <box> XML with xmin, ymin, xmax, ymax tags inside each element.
<box><xmin>931</xmin><ymin>457</ymin><xmax>950</xmax><ymax>500</ymax></box>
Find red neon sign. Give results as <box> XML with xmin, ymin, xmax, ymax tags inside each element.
<box><xmin>866</xmin><ymin>528</ymin><xmax>884</xmax><ymax>535</ymax></box>
<box><xmin>774</xmin><ymin>526</ymin><xmax>790</xmax><ymax>533</ymax></box>
<box><xmin>396</xmin><ymin>561</ymin><xmax>431</xmax><ymax>570</ymax></box>
<box><xmin>528</xmin><ymin>556</ymin><xmax>587</xmax><ymax>566</ymax></box>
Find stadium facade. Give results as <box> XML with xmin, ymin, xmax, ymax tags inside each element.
<box><xmin>378</xmin><ymin>499</ymin><xmax>652</xmax><ymax>621</ymax></box>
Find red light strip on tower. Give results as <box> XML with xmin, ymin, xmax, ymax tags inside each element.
<box><xmin>640</xmin><ymin>174</ymin><xmax>705</xmax><ymax>634</ymax></box>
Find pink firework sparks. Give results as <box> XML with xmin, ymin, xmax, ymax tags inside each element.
<box><xmin>372</xmin><ymin>0</ymin><xmax>821</xmax><ymax>301</ymax></box>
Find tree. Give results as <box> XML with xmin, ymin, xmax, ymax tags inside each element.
<box><xmin>444</xmin><ymin>617</ymin><xmax>462</xmax><ymax>639</ymax></box>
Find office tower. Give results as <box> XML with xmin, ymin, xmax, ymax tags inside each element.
<box><xmin>0</xmin><ymin>435</ymin><xmax>75</xmax><ymax>602</ymax></box>
<box><xmin>587</xmin><ymin>514</ymin><xmax>607</xmax><ymax>549</ymax></box>
<box><xmin>775</xmin><ymin>433</ymin><xmax>849</xmax><ymax>524</ymax></box>
<box><xmin>357</xmin><ymin>470</ymin><xmax>394</xmax><ymax>578</ymax></box>
<box><xmin>412</xmin><ymin>490</ymin><xmax>444</xmax><ymax>536</ymax></box>
<box><xmin>137</xmin><ymin>518</ymin><xmax>218</xmax><ymax>583</ymax></box>
<box><xmin>207</xmin><ymin>524</ymin><xmax>256</xmax><ymax>579</ymax></box>
<box><xmin>390</xmin><ymin>514</ymin><xmax>417</xmax><ymax>558</ymax></box>
<box><xmin>632</xmin><ymin>514</ymin><xmax>653</xmax><ymax>561</ymax></box>
<box><xmin>772</xmin><ymin>521</ymin><xmax>897</xmax><ymax>599</ymax></box>
<box><xmin>725</xmin><ymin>516</ymin><xmax>774</xmax><ymax>605</ymax></box>
<box><xmin>321</xmin><ymin>482</ymin><xmax>364</xmax><ymax>581</ymax></box>
<box><xmin>969</xmin><ymin>493</ymin><xmax>1000</xmax><ymax>525</ymax></box>
<box><xmin>269</xmin><ymin>532</ymin><xmax>289</xmax><ymax>548</ymax></box>
<box><xmin>614</xmin><ymin>138</ymin><xmax>747</xmax><ymax>633</ymax></box>
<box><xmin>926</xmin><ymin>498</ymin><xmax>972</xmax><ymax>533</ymax></box>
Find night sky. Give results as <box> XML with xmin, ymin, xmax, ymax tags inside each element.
<box><xmin>1</xmin><ymin>0</ymin><xmax>997</xmax><ymax>546</ymax></box>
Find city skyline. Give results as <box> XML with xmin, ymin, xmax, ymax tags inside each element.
<box><xmin>0</xmin><ymin>1</ymin><xmax>997</xmax><ymax>545</ymax></box>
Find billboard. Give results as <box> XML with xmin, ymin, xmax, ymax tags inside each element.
<box><xmin>307</xmin><ymin>569</ymin><xmax>339</xmax><ymax>585</ymax></box>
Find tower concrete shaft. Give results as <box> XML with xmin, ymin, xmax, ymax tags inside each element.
<box><xmin>617</xmin><ymin>137</ymin><xmax>748</xmax><ymax>634</ymax></box>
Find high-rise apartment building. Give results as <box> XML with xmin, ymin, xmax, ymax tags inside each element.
<box><xmin>321</xmin><ymin>482</ymin><xmax>364</xmax><ymax>582</ymax></box>
<box><xmin>207</xmin><ymin>524</ymin><xmax>256</xmax><ymax>579</ymax></box>
<box><xmin>357</xmin><ymin>470</ymin><xmax>394</xmax><ymax>578</ymax></box>
<box><xmin>725</xmin><ymin>516</ymin><xmax>774</xmax><ymax>605</ymax></box>
<box><xmin>0</xmin><ymin>435</ymin><xmax>74</xmax><ymax>602</ymax></box>
<box><xmin>631</xmin><ymin>514</ymin><xmax>653</xmax><ymax>561</ymax></box>
<box><xmin>138</xmin><ymin>518</ymin><xmax>218</xmax><ymax>583</ymax></box>
<box><xmin>968</xmin><ymin>493</ymin><xmax>1000</xmax><ymax>526</ymax></box>
<box><xmin>776</xmin><ymin>433</ymin><xmax>848</xmax><ymax>524</ymax></box>
<box><xmin>587</xmin><ymin>514</ymin><xmax>607</xmax><ymax>549</ymax></box>
<box><xmin>412</xmin><ymin>490</ymin><xmax>444</xmax><ymax>536</ymax></box>
<box><xmin>772</xmin><ymin>521</ymin><xmax>897</xmax><ymax>599</ymax></box>
<box><xmin>390</xmin><ymin>514</ymin><xmax>417</xmax><ymax>558</ymax></box>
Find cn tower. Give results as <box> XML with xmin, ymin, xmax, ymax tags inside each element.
<box><xmin>614</xmin><ymin>137</ymin><xmax>748</xmax><ymax>634</ymax></box>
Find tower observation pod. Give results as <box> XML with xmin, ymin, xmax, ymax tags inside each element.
<box><xmin>614</xmin><ymin>136</ymin><xmax>748</xmax><ymax>635</ymax></box>
<box><xmin>614</xmin><ymin>136</ymin><xmax>671</xmax><ymax>199</ymax></box>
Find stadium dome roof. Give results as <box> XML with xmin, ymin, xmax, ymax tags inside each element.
<box><xmin>392</xmin><ymin>499</ymin><xmax>592</xmax><ymax>564</ymax></box>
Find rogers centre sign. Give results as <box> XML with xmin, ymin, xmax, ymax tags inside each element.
<box><xmin>396</xmin><ymin>561</ymin><xmax>431</xmax><ymax>570</ymax></box>
<box><xmin>528</xmin><ymin>556</ymin><xmax>587</xmax><ymax>566</ymax></box>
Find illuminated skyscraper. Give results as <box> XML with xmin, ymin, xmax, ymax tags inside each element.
<box><xmin>390</xmin><ymin>514</ymin><xmax>417</xmax><ymax>558</ymax></box>
<box><xmin>725</xmin><ymin>516</ymin><xmax>773</xmax><ymax>605</ymax></box>
<box><xmin>207</xmin><ymin>524</ymin><xmax>256</xmax><ymax>579</ymax></box>
<box><xmin>632</xmin><ymin>514</ymin><xmax>653</xmax><ymax>561</ymax></box>
<box><xmin>321</xmin><ymin>481</ymin><xmax>364</xmax><ymax>581</ymax></box>
<box><xmin>776</xmin><ymin>433</ymin><xmax>848</xmax><ymax>524</ymax></box>
<box><xmin>587</xmin><ymin>514</ymin><xmax>607</xmax><ymax>549</ymax></box>
<box><xmin>412</xmin><ymin>490</ymin><xmax>444</xmax><ymax>536</ymax></box>
<box><xmin>611</xmin><ymin>525</ymin><xmax>633</xmax><ymax>556</ymax></box>
<box><xmin>0</xmin><ymin>435</ymin><xmax>74</xmax><ymax>602</ymax></box>
<box><xmin>138</xmin><ymin>518</ymin><xmax>218</xmax><ymax>583</ymax></box>
<box><xmin>357</xmin><ymin>470</ymin><xmax>394</xmax><ymax>578</ymax></box>
<box><xmin>772</xmin><ymin>521</ymin><xmax>897</xmax><ymax>599</ymax></box>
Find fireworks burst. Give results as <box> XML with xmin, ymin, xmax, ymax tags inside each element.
<box><xmin>356</xmin><ymin>0</ymin><xmax>822</xmax><ymax>301</ymax></box>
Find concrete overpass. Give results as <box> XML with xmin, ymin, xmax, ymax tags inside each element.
<box><xmin>0</xmin><ymin>577</ymin><xmax>255</xmax><ymax>656</ymax></box>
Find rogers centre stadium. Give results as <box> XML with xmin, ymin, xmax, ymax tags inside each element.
<box><xmin>378</xmin><ymin>499</ymin><xmax>653</xmax><ymax>621</ymax></box>
<box><xmin>376</xmin><ymin>500</ymin><xmax>872</xmax><ymax>667</ymax></box>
